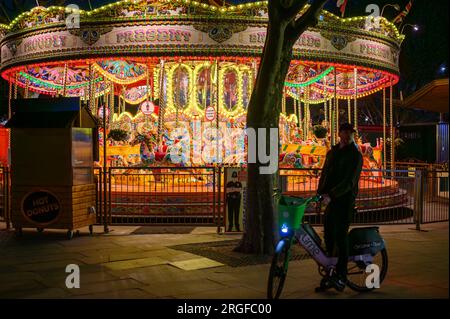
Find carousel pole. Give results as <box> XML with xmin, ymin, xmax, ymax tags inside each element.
<box><xmin>302</xmin><ymin>89</ymin><xmax>306</xmax><ymax>138</ymax></box>
<box><xmin>347</xmin><ymin>98</ymin><xmax>351</xmax><ymax>124</ymax></box>
<box><xmin>109</xmin><ymin>81</ymin><xmax>115</xmax><ymax>123</ymax></box>
<box><xmin>293</xmin><ymin>95</ymin><xmax>297</xmax><ymax>125</ymax></box>
<box><xmin>14</xmin><ymin>72</ymin><xmax>18</xmax><ymax>100</ymax></box>
<box><xmin>389</xmin><ymin>78</ymin><xmax>394</xmax><ymax>177</ymax></box>
<box><xmin>214</xmin><ymin>59</ymin><xmax>222</xmax><ymax>233</ymax></box>
<box><xmin>382</xmin><ymin>87</ymin><xmax>387</xmax><ymax>171</ymax></box>
<box><xmin>331</xmin><ymin>68</ymin><xmax>337</xmax><ymax>145</ymax></box>
<box><xmin>300</xmin><ymin>99</ymin><xmax>304</xmax><ymax>139</ymax></box>
<box><xmin>157</xmin><ymin>59</ymin><xmax>165</xmax><ymax>146</ymax></box>
<box><xmin>96</xmin><ymin>89</ymin><xmax>100</xmax><ymax>116</ymax></box>
<box><xmin>175</xmin><ymin>62</ymin><xmax>181</xmax><ymax>127</ymax></box>
<box><xmin>328</xmin><ymin>96</ymin><xmax>332</xmax><ymax>133</ymax></box>
<box><xmin>297</xmin><ymin>87</ymin><xmax>302</xmax><ymax>138</ymax></box>
<box><xmin>328</xmin><ymin>95</ymin><xmax>332</xmax><ymax>142</ymax></box>
<box><xmin>120</xmin><ymin>86</ymin><xmax>126</xmax><ymax>114</ymax></box>
<box><xmin>149</xmin><ymin>65</ymin><xmax>154</xmax><ymax>103</ymax></box>
<box><xmin>252</xmin><ymin>59</ymin><xmax>258</xmax><ymax>82</ymax></box>
<box><xmin>93</xmin><ymin>73</ymin><xmax>99</xmax><ymax>116</ymax></box>
<box><xmin>353</xmin><ymin>68</ymin><xmax>358</xmax><ymax>137</ymax></box>
<box><xmin>305</xmin><ymin>86</ymin><xmax>310</xmax><ymax>139</ymax></box>
<box><xmin>215</xmin><ymin>59</ymin><xmax>220</xmax><ymax>163</ymax></box>
<box><xmin>6</xmin><ymin>76</ymin><xmax>12</xmax><ymax>229</ymax></box>
<box><xmin>336</xmin><ymin>98</ymin><xmax>339</xmax><ymax>137</ymax></box>
<box><xmin>89</xmin><ymin>63</ymin><xmax>94</xmax><ymax>112</ymax></box>
<box><xmin>323</xmin><ymin>75</ymin><xmax>327</xmax><ymax>127</ymax></box>
<box><xmin>84</xmin><ymin>76</ymin><xmax>88</xmax><ymax>107</ymax></box>
<box><xmin>281</xmin><ymin>87</ymin><xmax>286</xmax><ymax>114</ymax></box>
<box><xmin>24</xmin><ymin>77</ymin><xmax>29</xmax><ymax>99</ymax></box>
<box><xmin>145</xmin><ymin>64</ymin><xmax>151</xmax><ymax>124</ymax></box>
<box><xmin>104</xmin><ymin>81</ymin><xmax>109</xmax><ymax>119</ymax></box>
<box><xmin>102</xmin><ymin>81</ymin><xmax>109</xmax><ymax>234</ymax></box>
<box><xmin>62</xmin><ymin>63</ymin><xmax>68</xmax><ymax>97</ymax></box>
<box><xmin>301</xmin><ymin>94</ymin><xmax>306</xmax><ymax>139</ymax></box>
<box><xmin>8</xmin><ymin>75</ymin><xmax>12</xmax><ymax>119</ymax></box>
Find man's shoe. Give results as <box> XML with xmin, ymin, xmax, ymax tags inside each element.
<box><xmin>236</xmin><ymin>227</ymin><xmax>241</xmax><ymax>232</ymax></box>
<box><xmin>315</xmin><ymin>276</ymin><xmax>346</xmax><ymax>293</ymax></box>
<box><xmin>227</xmin><ymin>226</ymin><xmax>233</xmax><ymax>232</ymax></box>
<box><xmin>315</xmin><ymin>277</ymin><xmax>333</xmax><ymax>292</ymax></box>
<box><xmin>328</xmin><ymin>276</ymin><xmax>346</xmax><ymax>292</ymax></box>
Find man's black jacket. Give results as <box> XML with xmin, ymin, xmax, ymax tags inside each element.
<box><xmin>317</xmin><ymin>142</ymin><xmax>363</xmax><ymax>201</ymax></box>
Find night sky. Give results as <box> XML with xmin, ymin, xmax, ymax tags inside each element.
<box><xmin>0</xmin><ymin>0</ymin><xmax>448</xmax><ymax>118</ymax></box>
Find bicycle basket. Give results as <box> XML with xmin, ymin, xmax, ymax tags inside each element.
<box><xmin>277</xmin><ymin>195</ymin><xmax>308</xmax><ymax>230</ymax></box>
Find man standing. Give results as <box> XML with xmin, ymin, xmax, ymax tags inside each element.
<box><xmin>317</xmin><ymin>123</ymin><xmax>363</xmax><ymax>292</ymax></box>
<box><xmin>226</xmin><ymin>171</ymin><xmax>243</xmax><ymax>232</ymax></box>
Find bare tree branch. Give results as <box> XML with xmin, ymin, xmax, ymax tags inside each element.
<box><xmin>281</xmin><ymin>0</ymin><xmax>309</xmax><ymax>22</ymax></box>
<box><xmin>286</xmin><ymin>0</ymin><xmax>327</xmax><ymax>42</ymax></box>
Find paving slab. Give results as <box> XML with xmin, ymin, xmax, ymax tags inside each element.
<box><xmin>102</xmin><ymin>257</ymin><xmax>167</xmax><ymax>271</ymax></box>
<box><xmin>140</xmin><ymin>279</ymin><xmax>227</xmax><ymax>297</ymax></box>
<box><xmin>169</xmin><ymin>257</ymin><xmax>225</xmax><ymax>271</ymax></box>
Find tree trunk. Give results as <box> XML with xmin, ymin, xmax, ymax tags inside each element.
<box><xmin>234</xmin><ymin>24</ymin><xmax>294</xmax><ymax>255</ymax></box>
<box><xmin>234</xmin><ymin>0</ymin><xmax>327</xmax><ymax>255</ymax></box>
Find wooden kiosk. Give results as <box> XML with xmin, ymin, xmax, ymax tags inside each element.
<box><xmin>6</xmin><ymin>98</ymin><xmax>98</xmax><ymax>239</ymax></box>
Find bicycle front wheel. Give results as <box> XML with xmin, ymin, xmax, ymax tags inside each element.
<box><xmin>267</xmin><ymin>238</ymin><xmax>291</xmax><ymax>299</ymax></box>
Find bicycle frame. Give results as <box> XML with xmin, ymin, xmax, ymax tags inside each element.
<box><xmin>280</xmin><ymin>226</ymin><xmax>376</xmax><ymax>272</ymax></box>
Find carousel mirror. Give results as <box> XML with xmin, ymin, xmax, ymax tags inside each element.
<box><xmin>172</xmin><ymin>65</ymin><xmax>190</xmax><ymax>109</ymax></box>
<box><xmin>242</xmin><ymin>71</ymin><xmax>251</xmax><ymax>109</ymax></box>
<box><xmin>337</xmin><ymin>72</ymin><xmax>353</xmax><ymax>90</ymax></box>
<box><xmin>196</xmin><ymin>66</ymin><xmax>211</xmax><ymax>109</ymax></box>
<box><xmin>223</xmin><ymin>69</ymin><xmax>238</xmax><ymax>111</ymax></box>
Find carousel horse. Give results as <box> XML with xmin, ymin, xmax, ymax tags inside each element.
<box><xmin>358</xmin><ymin>143</ymin><xmax>382</xmax><ymax>183</ymax></box>
<box><xmin>130</xmin><ymin>133</ymin><xmax>156</xmax><ymax>166</ymax></box>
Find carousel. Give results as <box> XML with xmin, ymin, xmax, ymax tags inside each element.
<box><xmin>0</xmin><ymin>0</ymin><xmax>406</xmax><ymax>217</ymax></box>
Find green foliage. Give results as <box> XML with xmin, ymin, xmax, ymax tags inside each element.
<box><xmin>108</xmin><ymin>129</ymin><xmax>129</xmax><ymax>142</ymax></box>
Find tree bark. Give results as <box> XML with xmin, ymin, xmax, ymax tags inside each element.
<box><xmin>234</xmin><ymin>0</ymin><xmax>327</xmax><ymax>255</ymax></box>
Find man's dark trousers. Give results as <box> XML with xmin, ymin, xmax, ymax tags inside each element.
<box><xmin>324</xmin><ymin>193</ymin><xmax>355</xmax><ymax>280</ymax></box>
<box><xmin>227</xmin><ymin>197</ymin><xmax>241</xmax><ymax>229</ymax></box>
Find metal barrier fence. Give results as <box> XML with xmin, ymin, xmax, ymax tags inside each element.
<box><xmin>1</xmin><ymin>165</ymin><xmax>447</xmax><ymax>229</ymax></box>
<box><xmin>0</xmin><ymin>167</ymin><xmax>10</xmax><ymax>227</ymax></box>
<box><xmin>279</xmin><ymin>168</ymin><xmax>416</xmax><ymax>225</ymax></box>
<box><xmin>421</xmin><ymin>170</ymin><xmax>449</xmax><ymax>224</ymax></box>
<box><xmin>395</xmin><ymin>162</ymin><xmax>448</xmax><ymax>175</ymax></box>
<box><xmin>94</xmin><ymin>166</ymin><xmax>223</xmax><ymax>226</ymax></box>
<box><xmin>279</xmin><ymin>167</ymin><xmax>448</xmax><ymax>227</ymax></box>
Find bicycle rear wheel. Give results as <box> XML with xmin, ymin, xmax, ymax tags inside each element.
<box><xmin>267</xmin><ymin>238</ymin><xmax>291</xmax><ymax>299</ymax></box>
<box><xmin>346</xmin><ymin>248</ymin><xmax>388</xmax><ymax>292</ymax></box>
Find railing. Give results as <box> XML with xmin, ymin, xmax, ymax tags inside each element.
<box><xmin>0</xmin><ymin>167</ymin><xmax>10</xmax><ymax>229</ymax></box>
<box><xmin>95</xmin><ymin>166</ymin><xmax>223</xmax><ymax>226</ymax></box>
<box><xmin>1</xmin><ymin>165</ymin><xmax>447</xmax><ymax>229</ymax></box>
<box><xmin>395</xmin><ymin>161</ymin><xmax>448</xmax><ymax>172</ymax></box>
<box><xmin>420</xmin><ymin>170</ymin><xmax>449</xmax><ymax>224</ymax></box>
<box><xmin>278</xmin><ymin>167</ymin><xmax>448</xmax><ymax>226</ymax></box>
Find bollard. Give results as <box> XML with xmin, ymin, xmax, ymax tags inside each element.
<box><xmin>413</xmin><ymin>169</ymin><xmax>424</xmax><ymax>231</ymax></box>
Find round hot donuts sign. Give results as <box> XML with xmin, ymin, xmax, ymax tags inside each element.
<box><xmin>22</xmin><ymin>191</ymin><xmax>61</xmax><ymax>225</ymax></box>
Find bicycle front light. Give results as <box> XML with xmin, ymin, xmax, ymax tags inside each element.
<box><xmin>281</xmin><ymin>224</ymin><xmax>289</xmax><ymax>234</ymax></box>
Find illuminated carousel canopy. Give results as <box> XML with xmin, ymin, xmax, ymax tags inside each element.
<box><xmin>0</xmin><ymin>0</ymin><xmax>402</xmax><ymax>102</ymax></box>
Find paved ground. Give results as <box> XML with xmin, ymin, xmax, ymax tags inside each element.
<box><xmin>0</xmin><ymin>222</ymin><xmax>448</xmax><ymax>299</ymax></box>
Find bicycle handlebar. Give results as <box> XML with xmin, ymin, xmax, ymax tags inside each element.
<box><xmin>287</xmin><ymin>194</ymin><xmax>322</xmax><ymax>203</ymax></box>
